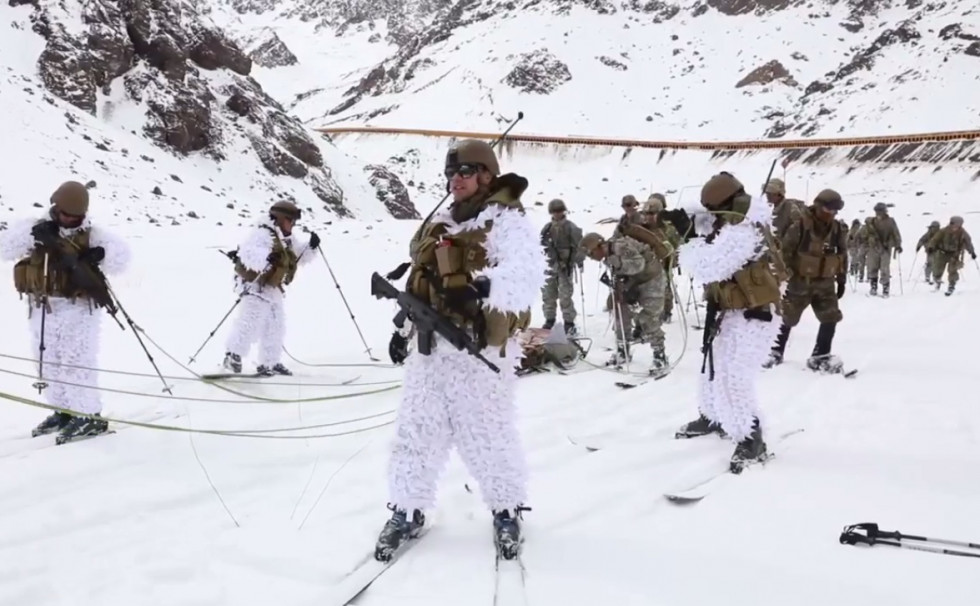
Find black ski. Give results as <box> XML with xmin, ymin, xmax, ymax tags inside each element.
<box><xmin>200</xmin><ymin>372</ymin><xmax>269</xmax><ymax>380</ymax></box>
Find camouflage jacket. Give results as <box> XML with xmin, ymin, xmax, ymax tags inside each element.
<box><xmin>641</xmin><ymin>218</ymin><xmax>682</xmax><ymax>264</ymax></box>
<box><xmin>540</xmin><ymin>217</ymin><xmax>584</xmax><ymax>268</ymax></box>
<box><xmin>612</xmin><ymin>211</ymin><xmax>644</xmax><ymax>238</ymax></box>
<box><xmin>606</xmin><ymin>235</ymin><xmax>658</xmax><ymax>287</ymax></box>
<box><xmin>928</xmin><ymin>226</ymin><xmax>976</xmax><ymax>256</ymax></box>
<box><xmin>862</xmin><ymin>215</ymin><xmax>902</xmax><ymax>250</ymax></box>
<box><xmin>772</xmin><ymin>198</ymin><xmax>805</xmax><ymax>237</ymax></box>
<box><xmin>916</xmin><ymin>226</ymin><xmax>940</xmax><ymax>251</ymax></box>
<box><xmin>846</xmin><ymin>225</ymin><xmax>864</xmax><ymax>249</ymax></box>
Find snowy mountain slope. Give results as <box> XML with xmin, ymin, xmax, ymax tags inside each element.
<box><xmin>209</xmin><ymin>0</ymin><xmax>980</xmax><ymax>140</ymax></box>
<box><xmin>0</xmin><ymin>150</ymin><xmax>978</xmax><ymax>604</ymax></box>
<box><xmin>0</xmin><ymin>0</ymin><xmax>419</xmax><ymax>227</ymax></box>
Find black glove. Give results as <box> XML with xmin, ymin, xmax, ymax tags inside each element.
<box><xmin>389</xmin><ymin>331</ymin><xmax>408</xmax><ymax>365</ymax></box>
<box><xmin>915</xmin><ymin>245</ymin><xmax>921</xmax><ymax>253</ymax></box>
<box><xmin>895</xmin><ymin>246</ymin><xmax>903</xmax><ymax>254</ymax></box>
<box><xmin>31</xmin><ymin>220</ymin><xmax>59</xmax><ymax>243</ymax></box>
<box><xmin>836</xmin><ymin>276</ymin><xmax>846</xmax><ymax>299</ymax></box>
<box><xmin>599</xmin><ymin>271</ymin><xmax>612</xmax><ymax>287</ymax></box>
<box><xmin>267</xmin><ymin>252</ymin><xmax>282</xmax><ymax>266</ymax></box>
<box><xmin>224</xmin><ymin>250</ymin><xmax>239</xmax><ymax>263</ymax></box>
<box><xmin>309</xmin><ymin>232</ymin><xmax>320</xmax><ymax>250</ymax></box>
<box><xmin>743</xmin><ymin>307</ymin><xmax>773</xmax><ymax>322</ymax></box>
<box><xmin>79</xmin><ymin>246</ymin><xmax>105</xmax><ymax>265</ymax></box>
<box><xmin>444</xmin><ymin>276</ymin><xmax>491</xmax><ymax>306</ymax></box>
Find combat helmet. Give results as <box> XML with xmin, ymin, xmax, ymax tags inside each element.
<box><xmin>873</xmin><ymin>202</ymin><xmax>888</xmax><ymax>213</ymax></box>
<box><xmin>548</xmin><ymin>199</ymin><xmax>567</xmax><ymax>213</ymax></box>
<box><xmin>50</xmin><ymin>181</ymin><xmax>90</xmax><ymax>216</ymax></box>
<box><xmin>580</xmin><ymin>232</ymin><xmax>605</xmax><ymax>258</ymax></box>
<box><xmin>764</xmin><ymin>178</ymin><xmax>785</xmax><ymax>195</ymax></box>
<box><xmin>643</xmin><ymin>197</ymin><xmax>664</xmax><ymax>214</ymax></box>
<box><xmin>445</xmin><ymin>139</ymin><xmax>500</xmax><ymax>176</ymax></box>
<box><xmin>270</xmin><ymin>200</ymin><xmax>301</xmax><ymax>221</ymax></box>
<box><xmin>930</xmin><ymin>220</ymin><xmax>940</xmax><ymax>228</ymax></box>
<box><xmin>700</xmin><ymin>172</ymin><xmax>744</xmax><ymax>209</ymax></box>
<box><xmin>814</xmin><ymin>189</ymin><xmax>844</xmax><ymax>211</ymax></box>
<box><xmin>951</xmin><ymin>215</ymin><xmax>964</xmax><ymax>226</ymax></box>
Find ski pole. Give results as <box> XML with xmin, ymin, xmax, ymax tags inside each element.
<box><xmin>895</xmin><ymin>251</ymin><xmax>904</xmax><ymax>295</ymax></box>
<box><xmin>33</xmin><ymin>253</ymin><xmax>50</xmax><ymax>394</ymax></box>
<box><xmin>189</xmin><ymin>291</ymin><xmax>246</xmax><ymax>364</ymax></box>
<box><xmin>319</xmin><ymin>248</ymin><xmax>378</xmax><ymax>362</ymax></box>
<box><xmin>840</xmin><ymin>523</ymin><xmax>980</xmax><ymax>558</ymax></box>
<box><xmin>688</xmin><ymin>277</ymin><xmax>703</xmax><ymax>330</ymax></box>
<box><xmin>103</xmin><ymin>280</ymin><xmax>173</xmax><ymax>395</ymax></box>
<box><xmin>576</xmin><ymin>265</ymin><xmax>587</xmax><ymax>338</ymax></box>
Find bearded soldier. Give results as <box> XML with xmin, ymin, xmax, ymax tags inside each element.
<box><xmin>639</xmin><ymin>194</ymin><xmax>681</xmax><ymax>322</ymax></box>
<box><xmin>675</xmin><ymin>172</ymin><xmax>785</xmax><ymax>472</ymax></box>
<box><xmin>0</xmin><ymin>181</ymin><xmax>130</xmax><ymax>442</ymax></box>
<box><xmin>847</xmin><ymin>219</ymin><xmax>866</xmax><ymax>282</ymax></box>
<box><xmin>861</xmin><ymin>202</ymin><xmax>902</xmax><ymax>297</ymax></box>
<box><xmin>540</xmin><ymin>198</ymin><xmax>583</xmax><ymax>335</ymax></box>
<box><xmin>376</xmin><ymin>139</ymin><xmax>545</xmax><ymax>562</ymax></box>
<box><xmin>222</xmin><ymin>201</ymin><xmax>318</xmax><ymax>375</ymax></box>
<box><xmin>765</xmin><ymin>190</ymin><xmax>848</xmax><ymax>373</ymax></box>
<box><xmin>916</xmin><ymin>220</ymin><xmax>942</xmax><ymax>285</ymax></box>
<box><xmin>580</xmin><ymin>228</ymin><xmax>671</xmax><ymax>375</ymax></box>
<box><xmin>928</xmin><ymin>216</ymin><xmax>976</xmax><ymax>296</ymax></box>
<box><xmin>763</xmin><ymin>178</ymin><xmax>804</xmax><ymax>238</ymax></box>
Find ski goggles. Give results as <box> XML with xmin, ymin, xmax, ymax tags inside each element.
<box><xmin>444</xmin><ymin>163</ymin><xmax>482</xmax><ymax>180</ymax></box>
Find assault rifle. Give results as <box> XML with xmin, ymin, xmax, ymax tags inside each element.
<box><xmin>34</xmin><ymin>230</ymin><xmax>119</xmax><ymax>318</ymax></box>
<box><xmin>370</xmin><ymin>272</ymin><xmax>500</xmax><ymax>373</ymax></box>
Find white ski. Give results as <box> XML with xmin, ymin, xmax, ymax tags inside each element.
<box><xmin>328</xmin><ymin>526</ymin><xmax>432</xmax><ymax>606</ymax></box>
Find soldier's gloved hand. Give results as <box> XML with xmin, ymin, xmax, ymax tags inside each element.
<box><xmin>79</xmin><ymin>246</ymin><xmax>105</xmax><ymax>265</ymax></box>
<box><xmin>915</xmin><ymin>245</ymin><xmax>921</xmax><ymax>253</ymax></box>
<box><xmin>836</xmin><ymin>275</ymin><xmax>846</xmax><ymax>299</ymax></box>
<box><xmin>895</xmin><ymin>246</ymin><xmax>903</xmax><ymax>254</ymax></box>
<box><xmin>224</xmin><ymin>250</ymin><xmax>239</xmax><ymax>263</ymax></box>
<box><xmin>31</xmin><ymin>220</ymin><xmax>59</xmax><ymax>243</ymax></box>
<box><xmin>267</xmin><ymin>252</ymin><xmax>282</xmax><ymax>266</ymax></box>
<box><xmin>972</xmin><ymin>253</ymin><xmax>977</xmax><ymax>260</ymax></box>
<box><xmin>599</xmin><ymin>271</ymin><xmax>612</xmax><ymax>287</ymax></box>
<box><xmin>388</xmin><ymin>331</ymin><xmax>408</xmax><ymax>365</ymax></box>
<box><xmin>444</xmin><ymin>276</ymin><xmax>491</xmax><ymax>306</ymax></box>
<box><xmin>309</xmin><ymin>232</ymin><xmax>321</xmax><ymax>250</ymax></box>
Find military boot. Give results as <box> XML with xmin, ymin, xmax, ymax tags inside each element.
<box><xmin>563</xmin><ymin>322</ymin><xmax>577</xmax><ymax>336</ymax></box>
<box><xmin>650</xmin><ymin>346</ymin><xmax>668</xmax><ymax>376</ymax></box>
<box><xmin>606</xmin><ymin>344</ymin><xmax>631</xmax><ymax>368</ymax></box>
<box><xmin>675</xmin><ymin>414</ymin><xmax>727</xmax><ymax>439</ymax></box>
<box><xmin>881</xmin><ymin>282</ymin><xmax>890</xmax><ymax>298</ymax></box>
<box><xmin>542</xmin><ymin>318</ymin><xmax>555</xmax><ymax>330</ymax></box>
<box><xmin>56</xmin><ymin>414</ymin><xmax>109</xmax><ymax>445</ymax></box>
<box><xmin>493</xmin><ymin>507</ymin><xmax>529</xmax><ymax>560</ymax></box>
<box><xmin>223</xmin><ymin>352</ymin><xmax>242</xmax><ymax>373</ymax></box>
<box><xmin>31</xmin><ymin>411</ymin><xmax>73</xmax><ymax>437</ymax></box>
<box><xmin>946</xmin><ymin>283</ymin><xmax>955</xmax><ymax>296</ymax></box>
<box><xmin>730</xmin><ymin>418</ymin><xmax>768</xmax><ymax>474</ymax></box>
<box><xmin>869</xmin><ymin>278</ymin><xmax>878</xmax><ymax>296</ymax></box>
<box><xmin>934</xmin><ymin>280</ymin><xmax>943</xmax><ymax>292</ymax></box>
<box><xmin>374</xmin><ymin>504</ymin><xmax>425</xmax><ymax>562</ymax></box>
<box><xmin>763</xmin><ymin>324</ymin><xmax>791</xmax><ymax>368</ymax></box>
<box><xmin>257</xmin><ymin>363</ymin><xmax>292</xmax><ymax>376</ymax></box>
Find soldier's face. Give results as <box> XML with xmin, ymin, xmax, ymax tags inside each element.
<box><xmin>814</xmin><ymin>205</ymin><xmax>837</xmax><ymax>222</ymax></box>
<box><xmin>445</xmin><ymin>163</ymin><xmax>481</xmax><ymax>201</ymax></box>
<box><xmin>550</xmin><ymin>211</ymin><xmax>565</xmax><ymax>221</ymax></box>
<box><xmin>276</xmin><ymin>216</ymin><xmax>296</xmax><ymax>236</ymax></box>
<box><xmin>765</xmin><ymin>192</ymin><xmax>782</xmax><ymax>205</ymax></box>
<box><xmin>622</xmin><ymin>202</ymin><xmax>637</xmax><ymax>216</ymax></box>
<box><xmin>55</xmin><ymin>209</ymin><xmax>84</xmax><ymax>228</ymax></box>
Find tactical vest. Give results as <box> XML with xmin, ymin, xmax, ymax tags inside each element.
<box><xmin>14</xmin><ymin>227</ymin><xmax>91</xmax><ymax>301</ymax></box>
<box><xmin>792</xmin><ymin>212</ymin><xmax>846</xmax><ymax>280</ymax></box>
<box><xmin>407</xmin><ymin>194</ymin><xmax>531</xmax><ymax>351</ymax></box>
<box><xmin>234</xmin><ymin>225</ymin><xmax>298</xmax><ymax>291</ymax></box>
<box><xmin>708</xmin><ymin>223</ymin><xmax>786</xmax><ymax>312</ymax></box>
<box><xmin>610</xmin><ymin>236</ymin><xmax>659</xmax><ymax>285</ymax></box>
<box><xmin>622</xmin><ymin>223</ymin><xmax>673</xmax><ymax>262</ymax></box>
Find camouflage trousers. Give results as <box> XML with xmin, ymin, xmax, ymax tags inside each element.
<box><xmin>865</xmin><ymin>248</ymin><xmax>893</xmax><ymax>285</ymax></box>
<box><xmin>663</xmin><ymin>269</ymin><xmax>675</xmax><ymax>317</ymax></box>
<box><xmin>541</xmin><ymin>265</ymin><xmax>577</xmax><ymax>324</ymax></box>
<box><xmin>780</xmin><ymin>277</ymin><xmax>842</xmax><ymax>328</ymax></box>
<box><xmin>923</xmin><ymin>252</ymin><xmax>937</xmax><ymax>282</ymax></box>
<box><xmin>849</xmin><ymin>247</ymin><xmax>866</xmax><ymax>279</ymax></box>
<box><xmin>613</xmin><ymin>274</ymin><xmax>666</xmax><ymax>349</ymax></box>
<box><xmin>932</xmin><ymin>252</ymin><xmax>963</xmax><ymax>286</ymax></box>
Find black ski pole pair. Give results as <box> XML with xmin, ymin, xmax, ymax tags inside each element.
<box><xmin>840</xmin><ymin>522</ymin><xmax>980</xmax><ymax>559</ymax></box>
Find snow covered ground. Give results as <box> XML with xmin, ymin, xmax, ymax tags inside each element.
<box><xmin>0</xmin><ymin>143</ymin><xmax>978</xmax><ymax>604</ymax></box>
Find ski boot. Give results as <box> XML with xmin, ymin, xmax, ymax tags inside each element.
<box><xmin>222</xmin><ymin>352</ymin><xmax>242</xmax><ymax>373</ymax></box>
<box><xmin>675</xmin><ymin>414</ymin><xmax>727</xmax><ymax>439</ymax></box>
<box><xmin>945</xmin><ymin>283</ymin><xmax>955</xmax><ymax>297</ymax></box>
<box><xmin>730</xmin><ymin>418</ymin><xmax>769</xmax><ymax>474</ymax></box>
<box><xmin>661</xmin><ymin>310</ymin><xmax>673</xmax><ymax>324</ymax></box>
<box><xmin>606</xmin><ymin>345</ymin><xmax>631</xmax><ymax>368</ymax></box>
<box><xmin>493</xmin><ymin>506</ymin><xmax>529</xmax><ymax>560</ymax></box>
<box><xmin>31</xmin><ymin>411</ymin><xmax>73</xmax><ymax>437</ymax></box>
<box><xmin>256</xmin><ymin>363</ymin><xmax>292</xmax><ymax>376</ymax></box>
<box><xmin>374</xmin><ymin>505</ymin><xmax>425</xmax><ymax>562</ymax></box>
<box><xmin>542</xmin><ymin>318</ymin><xmax>555</xmax><ymax>330</ymax></box>
<box><xmin>806</xmin><ymin>354</ymin><xmax>844</xmax><ymax>374</ymax></box>
<box><xmin>868</xmin><ymin>278</ymin><xmax>878</xmax><ymax>296</ymax></box>
<box><xmin>649</xmin><ymin>346</ymin><xmax>669</xmax><ymax>376</ymax></box>
<box><xmin>762</xmin><ymin>350</ymin><xmax>783</xmax><ymax>369</ymax></box>
<box><xmin>56</xmin><ymin>414</ymin><xmax>110</xmax><ymax>445</ymax></box>
<box><xmin>563</xmin><ymin>322</ymin><xmax>577</xmax><ymax>337</ymax></box>
<box><xmin>881</xmin><ymin>282</ymin><xmax>890</xmax><ymax>298</ymax></box>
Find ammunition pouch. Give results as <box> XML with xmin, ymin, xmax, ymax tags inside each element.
<box><xmin>796</xmin><ymin>253</ymin><xmax>844</xmax><ymax>279</ymax></box>
<box><xmin>709</xmin><ymin>258</ymin><xmax>782</xmax><ymax>311</ymax></box>
<box><xmin>15</xmin><ymin>248</ymin><xmax>89</xmax><ymax>301</ymax></box>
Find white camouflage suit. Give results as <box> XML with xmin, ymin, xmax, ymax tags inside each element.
<box><xmin>224</xmin><ymin>221</ymin><xmax>315</xmax><ymax>368</ymax></box>
<box><xmin>388</xmin><ymin>198</ymin><xmax>547</xmax><ymax>514</ymax></box>
<box><xmin>0</xmin><ymin>215</ymin><xmax>130</xmax><ymax>415</ymax></box>
<box><xmin>679</xmin><ymin>196</ymin><xmax>781</xmax><ymax>442</ymax></box>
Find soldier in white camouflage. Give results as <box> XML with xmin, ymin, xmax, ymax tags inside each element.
<box><xmin>847</xmin><ymin>218</ymin><xmax>866</xmax><ymax>282</ymax></box>
<box><xmin>861</xmin><ymin>202</ymin><xmax>903</xmax><ymax>297</ymax></box>
<box><xmin>915</xmin><ymin>220</ymin><xmax>941</xmax><ymax>285</ymax></box>
<box><xmin>764</xmin><ymin>178</ymin><xmax>804</xmax><ymax>238</ymax></box>
<box><xmin>580</xmin><ymin>231</ymin><xmax>669</xmax><ymax>375</ymax></box>
<box><xmin>927</xmin><ymin>215</ymin><xmax>976</xmax><ymax>296</ymax></box>
<box><xmin>540</xmin><ymin>198</ymin><xmax>584</xmax><ymax>334</ymax></box>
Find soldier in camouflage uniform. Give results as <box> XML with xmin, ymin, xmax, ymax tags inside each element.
<box><xmin>861</xmin><ymin>202</ymin><xmax>903</xmax><ymax>297</ymax></box>
<box><xmin>915</xmin><ymin>220</ymin><xmax>941</xmax><ymax>285</ymax></box>
<box><xmin>764</xmin><ymin>178</ymin><xmax>804</xmax><ymax>238</ymax></box>
<box><xmin>640</xmin><ymin>194</ymin><xmax>681</xmax><ymax>322</ymax></box>
<box><xmin>540</xmin><ymin>198</ymin><xmax>584</xmax><ymax>334</ymax></box>
<box><xmin>765</xmin><ymin>190</ymin><xmax>848</xmax><ymax>373</ymax></box>
<box><xmin>580</xmin><ymin>231</ymin><xmax>669</xmax><ymax>375</ymax></box>
<box><xmin>613</xmin><ymin>194</ymin><xmax>643</xmax><ymax>237</ymax></box>
<box><xmin>928</xmin><ymin>215</ymin><xmax>976</xmax><ymax>296</ymax></box>
<box><xmin>847</xmin><ymin>218</ymin><xmax>866</xmax><ymax>281</ymax></box>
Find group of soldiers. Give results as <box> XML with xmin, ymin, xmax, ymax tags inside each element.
<box><xmin>537</xmin><ymin>177</ymin><xmax>977</xmax><ymax>377</ymax></box>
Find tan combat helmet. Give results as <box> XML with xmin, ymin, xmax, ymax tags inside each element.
<box><xmin>814</xmin><ymin>189</ymin><xmax>844</xmax><ymax>211</ymax></box>
<box><xmin>873</xmin><ymin>202</ymin><xmax>888</xmax><ymax>213</ymax></box>
<box><xmin>445</xmin><ymin>139</ymin><xmax>500</xmax><ymax>176</ymax></box>
<box><xmin>701</xmin><ymin>172</ymin><xmax>744</xmax><ymax>209</ymax></box>
<box><xmin>764</xmin><ymin>178</ymin><xmax>785</xmax><ymax>196</ymax></box>
<box><xmin>580</xmin><ymin>232</ymin><xmax>605</xmax><ymax>258</ymax></box>
<box><xmin>950</xmin><ymin>215</ymin><xmax>964</xmax><ymax>226</ymax></box>
<box><xmin>621</xmin><ymin>194</ymin><xmax>639</xmax><ymax>209</ymax></box>
<box><xmin>270</xmin><ymin>200</ymin><xmax>301</xmax><ymax>220</ymax></box>
<box><xmin>643</xmin><ymin>196</ymin><xmax>664</xmax><ymax>214</ymax></box>
<box><xmin>50</xmin><ymin>181</ymin><xmax>90</xmax><ymax>216</ymax></box>
<box><xmin>548</xmin><ymin>198</ymin><xmax>567</xmax><ymax>213</ymax></box>
<box><xmin>930</xmin><ymin>220</ymin><xmax>941</xmax><ymax>228</ymax></box>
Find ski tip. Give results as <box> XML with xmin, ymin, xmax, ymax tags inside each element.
<box><xmin>664</xmin><ymin>494</ymin><xmax>704</xmax><ymax>505</ymax></box>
